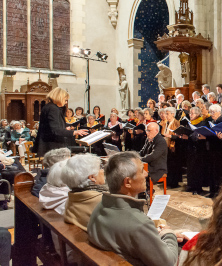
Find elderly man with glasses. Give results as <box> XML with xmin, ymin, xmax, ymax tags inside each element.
<box><xmin>88</xmin><ymin>151</ymin><xmax>180</xmax><ymax>266</ymax></box>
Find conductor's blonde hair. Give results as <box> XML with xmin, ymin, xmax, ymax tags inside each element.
<box><xmin>47</xmin><ymin>87</ymin><xmax>69</xmax><ymax>106</ymax></box>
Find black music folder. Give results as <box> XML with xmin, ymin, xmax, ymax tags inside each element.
<box><xmin>173</xmin><ymin>126</ymin><xmax>193</xmax><ymax>136</ymax></box>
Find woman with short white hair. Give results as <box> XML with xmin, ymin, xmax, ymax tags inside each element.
<box><xmin>209</xmin><ymin>104</ymin><xmax>222</xmax><ymax>123</ymax></box>
<box><xmin>207</xmin><ymin>92</ymin><xmax>217</xmax><ymax>104</ymax></box>
<box><xmin>61</xmin><ymin>153</ymin><xmax>107</xmax><ymax>231</ymax></box>
<box><xmin>195</xmin><ymin>98</ymin><xmax>204</xmax><ymax>108</ymax></box>
<box><xmin>11</xmin><ymin>121</ymin><xmax>30</xmax><ymax>165</ymax></box>
<box><xmin>39</xmin><ymin>159</ymin><xmax>70</xmax><ymax>215</ymax></box>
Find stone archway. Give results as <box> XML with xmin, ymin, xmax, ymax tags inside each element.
<box><xmin>127</xmin><ymin>0</ymin><xmax>175</xmax><ymax>107</ymax></box>
<box><xmin>128</xmin><ymin>0</ymin><xmax>176</xmax><ymax>40</ymax></box>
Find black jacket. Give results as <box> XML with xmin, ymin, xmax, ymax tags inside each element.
<box><xmin>33</xmin><ymin>102</ymin><xmax>74</xmax><ymax>156</ymax></box>
<box><xmin>140</xmin><ymin>133</ymin><xmax>168</xmax><ymax>183</ymax></box>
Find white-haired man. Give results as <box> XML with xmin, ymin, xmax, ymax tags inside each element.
<box><xmin>88</xmin><ymin>151</ymin><xmax>181</xmax><ymax>266</ymax></box>
<box><xmin>140</xmin><ymin>122</ymin><xmax>167</xmax><ymax>184</ymax></box>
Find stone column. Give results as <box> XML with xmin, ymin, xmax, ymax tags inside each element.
<box><xmin>127</xmin><ymin>38</ymin><xmax>143</xmax><ymax>108</ymax></box>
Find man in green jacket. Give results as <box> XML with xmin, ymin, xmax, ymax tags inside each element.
<box><xmin>88</xmin><ymin>151</ymin><xmax>179</xmax><ymax>266</ymax></box>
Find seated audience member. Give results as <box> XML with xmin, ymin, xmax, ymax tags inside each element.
<box><xmin>0</xmin><ymin>151</ymin><xmax>26</xmax><ymax>195</ymax></box>
<box><xmin>140</xmin><ymin>122</ymin><xmax>167</xmax><ymax>185</ymax></box>
<box><xmin>163</xmin><ymin>107</ymin><xmax>182</xmax><ymax>188</ymax></box>
<box><xmin>0</xmin><ymin>119</ymin><xmax>11</xmax><ymax>150</ymax></box>
<box><xmin>0</xmin><ymin>227</ymin><xmax>11</xmax><ymax>266</ymax></box>
<box><xmin>216</xmin><ymin>83</ymin><xmax>222</xmax><ymax>104</ymax></box>
<box><xmin>156</xmin><ymin>94</ymin><xmax>165</xmax><ymax>108</ymax></box>
<box><xmin>147</xmin><ymin>98</ymin><xmax>159</xmax><ymax>120</ymax></box>
<box><xmin>207</xmin><ymin>92</ymin><xmax>218</xmax><ymax>104</ymax></box>
<box><xmin>30</xmin><ymin>122</ymin><xmax>39</xmax><ymax>143</ymax></box>
<box><xmin>20</xmin><ymin>120</ymin><xmax>30</xmax><ymax>131</ymax></box>
<box><xmin>201</xmin><ymin>102</ymin><xmax>212</xmax><ymax>123</ymax></box>
<box><xmin>11</xmin><ymin>121</ymin><xmax>31</xmax><ymax>165</ymax></box>
<box><xmin>31</xmin><ymin>147</ymin><xmax>71</xmax><ymax>197</ymax></box>
<box><xmin>195</xmin><ymin>98</ymin><xmax>204</xmax><ymax>109</ymax></box>
<box><xmin>201</xmin><ymin>84</ymin><xmax>210</xmax><ymax>102</ymax></box>
<box><xmin>93</xmin><ymin>105</ymin><xmax>105</xmax><ymax>125</ymax></box>
<box><xmin>75</xmin><ymin>107</ymin><xmax>84</xmax><ymax>119</ymax></box>
<box><xmin>191</xmin><ymin>91</ymin><xmax>201</xmax><ymax>106</ymax></box>
<box><xmin>61</xmin><ymin>153</ymin><xmax>107</xmax><ymax>231</ymax></box>
<box><xmin>179</xmin><ymin>187</ymin><xmax>222</xmax><ymax>266</ymax></box>
<box><xmin>39</xmin><ymin>160</ymin><xmax>70</xmax><ymax>215</ymax></box>
<box><xmin>65</xmin><ymin>108</ymin><xmax>76</xmax><ymax>127</ymax></box>
<box><xmin>143</xmin><ymin>108</ymin><xmax>156</xmax><ymax>124</ymax></box>
<box><xmin>107</xmin><ymin>112</ymin><xmax>123</xmax><ymax>151</ymax></box>
<box><xmin>88</xmin><ymin>151</ymin><xmax>179</xmax><ymax>266</ymax></box>
<box><xmin>176</xmin><ymin>94</ymin><xmax>184</xmax><ymax>110</ymax></box>
<box><xmin>130</xmin><ymin>110</ymin><xmax>146</xmax><ymax>151</ymax></box>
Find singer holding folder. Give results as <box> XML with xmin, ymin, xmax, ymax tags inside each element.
<box><xmin>33</xmin><ymin>87</ymin><xmax>88</xmax><ymax>156</ymax></box>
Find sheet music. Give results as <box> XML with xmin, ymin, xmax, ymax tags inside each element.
<box><xmin>181</xmin><ymin>232</ymin><xmax>199</xmax><ymax>240</ymax></box>
<box><xmin>78</xmin><ymin>131</ymin><xmax>111</xmax><ymax>145</ymax></box>
<box><xmin>4</xmin><ymin>150</ymin><xmax>13</xmax><ymax>157</ymax></box>
<box><xmin>147</xmin><ymin>195</ymin><xmax>170</xmax><ymax>220</ymax></box>
<box><xmin>209</xmin><ymin>121</ymin><xmax>215</xmax><ymax>128</ymax></box>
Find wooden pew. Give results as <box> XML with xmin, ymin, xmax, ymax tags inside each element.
<box><xmin>13</xmin><ymin>172</ymin><xmax>131</xmax><ymax>266</ymax></box>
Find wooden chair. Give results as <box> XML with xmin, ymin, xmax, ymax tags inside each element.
<box><xmin>150</xmin><ymin>174</ymin><xmax>167</xmax><ymax>205</ymax></box>
<box><xmin>24</xmin><ymin>141</ymin><xmax>44</xmax><ymax>171</ymax></box>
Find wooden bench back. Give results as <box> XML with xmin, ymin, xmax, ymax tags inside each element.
<box><xmin>13</xmin><ymin>172</ymin><xmax>131</xmax><ymax>266</ymax></box>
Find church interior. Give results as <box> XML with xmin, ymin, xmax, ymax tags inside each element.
<box><xmin>0</xmin><ymin>0</ymin><xmax>222</xmax><ymax>265</ymax></box>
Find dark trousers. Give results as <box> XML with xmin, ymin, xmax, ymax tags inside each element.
<box><xmin>0</xmin><ymin>227</ymin><xmax>11</xmax><ymax>266</ymax></box>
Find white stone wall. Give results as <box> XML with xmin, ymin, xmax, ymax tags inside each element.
<box><xmin>1</xmin><ymin>0</ymin><xmax>220</xmax><ymax>121</ymax></box>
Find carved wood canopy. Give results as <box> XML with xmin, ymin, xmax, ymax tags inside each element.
<box><xmin>27</xmin><ymin>80</ymin><xmax>52</xmax><ymax>93</ymax></box>
<box><xmin>154</xmin><ymin>35</ymin><xmax>212</xmax><ymax>53</ymax></box>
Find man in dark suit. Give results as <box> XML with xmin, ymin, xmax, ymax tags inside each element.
<box><xmin>201</xmin><ymin>84</ymin><xmax>210</xmax><ymax>102</ymax></box>
<box><xmin>140</xmin><ymin>122</ymin><xmax>167</xmax><ymax>183</ymax></box>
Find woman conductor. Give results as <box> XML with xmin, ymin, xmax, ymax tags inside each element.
<box><xmin>33</xmin><ymin>87</ymin><xmax>88</xmax><ymax>156</ymax></box>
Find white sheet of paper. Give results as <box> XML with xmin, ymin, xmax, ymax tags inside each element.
<box><xmin>4</xmin><ymin>150</ymin><xmax>13</xmax><ymax>157</ymax></box>
<box><xmin>147</xmin><ymin>195</ymin><xmax>170</xmax><ymax>220</ymax></box>
<box><xmin>181</xmin><ymin>232</ymin><xmax>199</xmax><ymax>240</ymax></box>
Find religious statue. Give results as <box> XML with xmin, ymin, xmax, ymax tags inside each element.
<box><xmin>179</xmin><ymin>52</ymin><xmax>190</xmax><ymax>85</ymax></box>
<box><xmin>119</xmin><ymin>75</ymin><xmax>129</xmax><ymax>110</ymax></box>
<box><xmin>155</xmin><ymin>62</ymin><xmax>172</xmax><ymax>93</ymax></box>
